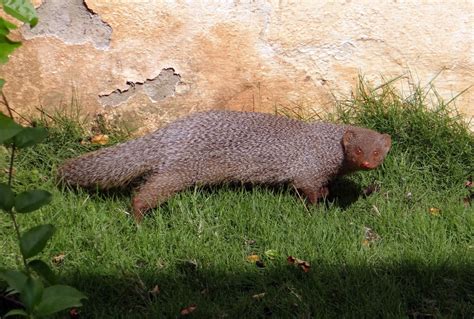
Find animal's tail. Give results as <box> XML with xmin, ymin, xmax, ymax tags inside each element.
<box><xmin>57</xmin><ymin>139</ymin><xmax>153</xmax><ymax>189</ymax></box>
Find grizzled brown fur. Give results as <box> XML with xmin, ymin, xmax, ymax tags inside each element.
<box><xmin>58</xmin><ymin>110</ymin><xmax>391</xmax><ymax>222</ymax></box>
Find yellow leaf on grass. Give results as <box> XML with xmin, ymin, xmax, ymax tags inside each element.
<box><xmin>52</xmin><ymin>252</ymin><xmax>65</xmax><ymax>265</ymax></box>
<box><xmin>91</xmin><ymin>134</ymin><xmax>109</xmax><ymax>145</ymax></box>
<box><xmin>246</xmin><ymin>254</ymin><xmax>260</xmax><ymax>263</ymax></box>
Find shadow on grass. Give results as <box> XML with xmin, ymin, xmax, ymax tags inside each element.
<box><xmin>76</xmin><ymin>177</ymin><xmax>363</xmax><ymax>215</ymax></box>
<box><xmin>325</xmin><ymin>177</ymin><xmax>362</xmax><ymax>209</ymax></box>
<box><xmin>45</xmin><ymin>261</ymin><xmax>474</xmax><ymax>318</ymax></box>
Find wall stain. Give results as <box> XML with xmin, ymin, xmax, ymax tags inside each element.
<box><xmin>99</xmin><ymin>68</ymin><xmax>182</xmax><ymax>107</ymax></box>
<box><xmin>22</xmin><ymin>0</ymin><xmax>112</xmax><ymax>50</ymax></box>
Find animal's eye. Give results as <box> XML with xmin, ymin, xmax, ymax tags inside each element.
<box><xmin>355</xmin><ymin>148</ymin><xmax>362</xmax><ymax>155</ymax></box>
<box><xmin>373</xmin><ymin>150</ymin><xmax>379</xmax><ymax>157</ymax></box>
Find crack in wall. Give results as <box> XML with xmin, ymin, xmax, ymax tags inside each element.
<box><xmin>99</xmin><ymin>68</ymin><xmax>182</xmax><ymax>107</ymax></box>
<box><xmin>22</xmin><ymin>0</ymin><xmax>112</xmax><ymax>50</ymax></box>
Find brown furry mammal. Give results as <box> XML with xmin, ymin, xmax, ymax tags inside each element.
<box><xmin>58</xmin><ymin>110</ymin><xmax>391</xmax><ymax>222</ymax></box>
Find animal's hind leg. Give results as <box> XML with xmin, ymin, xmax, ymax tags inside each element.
<box><xmin>132</xmin><ymin>170</ymin><xmax>193</xmax><ymax>223</ymax></box>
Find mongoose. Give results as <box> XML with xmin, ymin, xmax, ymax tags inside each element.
<box><xmin>58</xmin><ymin>110</ymin><xmax>391</xmax><ymax>222</ymax></box>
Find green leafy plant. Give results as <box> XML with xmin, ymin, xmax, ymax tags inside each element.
<box><xmin>0</xmin><ymin>0</ymin><xmax>37</xmax><ymax>69</ymax></box>
<box><xmin>0</xmin><ymin>1</ymin><xmax>86</xmax><ymax>317</ymax></box>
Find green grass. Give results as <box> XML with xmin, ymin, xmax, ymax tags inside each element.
<box><xmin>1</xmin><ymin>79</ymin><xmax>473</xmax><ymax>318</ymax></box>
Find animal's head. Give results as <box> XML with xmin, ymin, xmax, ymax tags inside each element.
<box><xmin>342</xmin><ymin>128</ymin><xmax>391</xmax><ymax>170</ymax></box>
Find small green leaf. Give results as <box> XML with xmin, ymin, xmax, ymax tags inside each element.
<box><xmin>0</xmin><ymin>182</ymin><xmax>15</xmax><ymax>211</ymax></box>
<box><xmin>36</xmin><ymin>285</ymin><xmax>87</xmax><ymax>316</ymax></box>
<box><xmin>0</xmin><ymin>112</ymin><xmax>23</xmax><ymax>143</ymax></box>
<box><xmin>14</xmin><ymin>189</ymin><xmax>52</xmax><ymax>213</ymax></box>
<box><xmin>2</xmin><ymin>0</ymin><xmax>38</xmax><ymax>27</ymax></box>
<box><xmin>13</xmin><ymin>127</ymin><xmax>48</xmax><ymax>148</ymax></box>
<box><xmin>20</xmin><ymin>224</ymin><xmax>55</xmax><ymax>259</ymax></box>
<box><xmin>0</xmin><ymin>17</ymin><xmax>17</xmax><ymax>36</ymax></box>
<box><xmin>0</xmin><ymin>34</ymin><xmax>21</xmax><ymax>64</ymax></box>
<box><xmin>29</xmin><ymin>259</ymin><xmax>57</xmax><ymax>285</ymax></box>
<box><xmin>0</xmin><ymin>270</ymin><xmax>28</xmax><ymax>293</ymax></box>
<box><xmin>264</xmin><ymin>249</ymin><xmax>279</xmax><ymax>260</ymax></box>
<box><xmin>4</xmin><ymin>309</ymin><xmax>29</xmax><ymax>317</ymax></box>
<box><xmin>20</xmin><ymin>276</ymin><xmax>43</xmax><ymax>312</ymax></box>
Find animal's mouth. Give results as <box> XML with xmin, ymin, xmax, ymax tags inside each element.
<box><xmin>360</xmin><ymin>161</ymin><xmax>376</xmax><ymax>169</ymax></box>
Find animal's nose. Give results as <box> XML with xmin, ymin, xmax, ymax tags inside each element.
<box><xmin>361</xmin><ymin>161</ymin><xmax>371</xmax><ymax>169</ymax></box>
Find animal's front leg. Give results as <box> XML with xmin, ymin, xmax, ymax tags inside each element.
<box><xmin>293</xmin><ymin>178</ymin><xmax>329</xmax><ymax>204</ymax></box>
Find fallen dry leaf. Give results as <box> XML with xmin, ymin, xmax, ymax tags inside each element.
<box><xmin>179</xmin><ymin>259</ymin><xmax>198</xmax><ymax>272</ymax></box>
<box><xmin>252</xmin><ymin>292</ymin><xmax>266</xmax><ymax>300</ymax></box>
<box><xmin>52</xmin><ymin>252</ymin><xmax>65</xmax><ymax>266</ymax></box>
<box><xmin>363</xmin><ymin>182</ymin><xmax>381</xmax><ymax>197</ymax></box>
<box><xmin>91</xmin><ymin>134</ymin><xmax>109</xmax><ymax>145</ymax></box>
<box><xmin>69</xmin><ymin>308</ymin><xmax>79</xmax><ymax>318</ymax></box>
<box><xmin>298</xmin><ymin>261</ymin><xmax>311</xmax><ymax>273</ymax></box>
<box><xmin>463</xmin><ymin>194</ymin><xmax>473</xmax><ymax>207</ymax></box>
<box><xmin>287</xmin><ymin>256</ymin><xmax>311</xmax><ymax>272</ymax></box>
<box><xmin>246</xmin><ymin>254</ymin><xmax>260</xmax><ymax>263</ymax></box>
<box><xmin>429</xmin><ymin>207</ymin><xmax>441</xmax><ymax>216</ymax></box>
<box><xmin>371</xmin><ymin>205</ymin><xmax>381</xmax><ymax>216</ymax></box>
<box><xmin>180</xmin><ymin>304</ymin><xmax>197</xmax><ymax>316</ymax></box>
<box><xmin>149</xmin><ymin>285</ymin><xmax>160</xmax><ymax>297</ymax></box>
<box><xmin>364</xmin><ymin>227</ymin><xmax>380</xmax><ymax>241</ymax></box>
<box><xmin>363</xmin><ymin>227</ymin><xmax>381</xmax><ymax>246</ymax></box>
<box><xmin>245</xmin><ymin>239</ymin><xmax>257</xmax><ymax>245</ymax></box>
<box><xmin>464</xmin><ymin>176</ymin><xmax>472</xmax><ymax>188</ymax></box>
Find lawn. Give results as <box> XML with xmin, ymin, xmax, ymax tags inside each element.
<box><xmin>1</xmin><ymin>80</ymin><xmax>473</xmax><ymax>318</ymax></box>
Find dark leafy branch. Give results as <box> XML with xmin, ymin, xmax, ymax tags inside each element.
<box><xmin>0</xmin><ymin>1</ymin><xmax>86</xmax><ymax>318</ymax></box>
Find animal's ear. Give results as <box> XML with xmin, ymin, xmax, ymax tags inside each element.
<box><xmin>382</xmin><ymin>133</ymin><xmax>392</xmax><ymax>149</ymax></box>
<box><xmin>342</xmin><ymin>130</ymin><xmax>355</xmax><ymax>147</ymax></box>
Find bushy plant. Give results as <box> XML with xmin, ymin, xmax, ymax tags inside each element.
<box><xmin>0</xmin><ymin>1</ymin><xmax>86</xmax><ymax>317</ymax></box>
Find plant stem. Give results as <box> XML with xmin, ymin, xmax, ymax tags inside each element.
<box><xmin>3</xmin><ymin>92</ymin><xmax>30</xmax><ymax>272</ymax></box>
<box><xmin>2</xmin><ymin>91</ymin><xmax>14</xmax><ymax>118</ymax></box>
<box><xmin>8</xmin><ymin>144</ymin><xmax>15</xmax><ymax>185</ymax></box>
<box><xmin>9</xmin><ymin>210</ymin><xmax>28</xmax><ymax>271</ymax></box>
<box><xmin>6</xmin><ymin>146</ymin><xmax>29</xmax><ymax>273</ymax></box>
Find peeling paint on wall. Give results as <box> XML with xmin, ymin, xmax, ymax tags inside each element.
<box><xmin>22</xmin><ymin>0</ymin><xmax>112</xmax><ymax>49</ymax></box>
<box><xmin>1</xmin><ymin>1</ymin><xmax>471</xmax><ymax>132</ymax></box>
<box><xmin>99</xmin><ymin>68</ymin><xmax>181</xmax><ymax>107</ymax></box>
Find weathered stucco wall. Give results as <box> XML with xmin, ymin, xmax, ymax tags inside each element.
<box><xmin>1</xmin><ymin>0</ymin><xmax>472</xmax><ymax>132</ymax></box>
